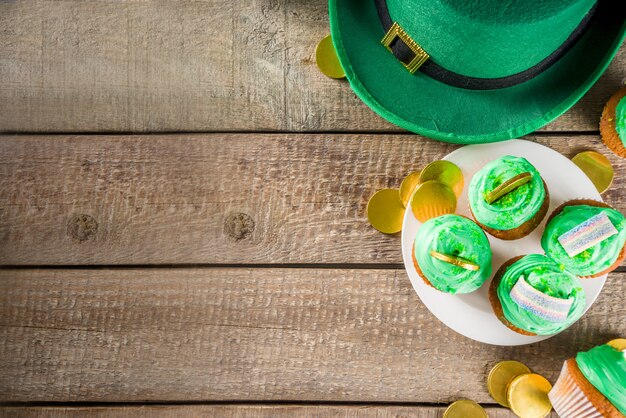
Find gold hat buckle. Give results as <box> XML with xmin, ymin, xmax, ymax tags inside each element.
<box><xmin>381</xmin><ymin>22</ymin><xmax>429</xmax><ymax>74</ymax></box>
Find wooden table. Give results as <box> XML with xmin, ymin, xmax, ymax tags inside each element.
<box><xmin>0</xmin><ymin>2</ymin><xmax>624</xmax><ymax>417</ymax></box>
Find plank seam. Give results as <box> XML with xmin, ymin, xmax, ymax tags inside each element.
<box><xmin>0</xmin><ymin>264</ymin><xmax>624</xmax><ymax>272</ymax></box>
<box><xmin>0</xmin><ymin>400</ymin><xmax>508</xmax><ymax>408</ymax></box>
<box><xmin>0</xmin><ymin>130</ymin><xmax>600</xmax><ymax>136</ymax></box>
<box><xmin>0</xmin><ymin>264</ymin><xmax>408</xmax><ymax>270</ymax></box>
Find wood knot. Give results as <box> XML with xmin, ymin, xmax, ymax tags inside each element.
<box><xmin>224</xmin><ymin>212</ymin><xmax>255</xmax><ymax>240</ymax></box>
<box><xmin>67</xmin><ymin>214</ymin><xmax>98</xmax><ymax>242</ymax></box>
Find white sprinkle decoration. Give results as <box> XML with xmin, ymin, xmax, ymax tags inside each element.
<box><xmin>557</xmin><ymin>213</ymin><xmax>618</xmax><ymax>258</ymax></box>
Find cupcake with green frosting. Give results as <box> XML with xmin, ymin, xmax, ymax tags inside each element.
<box><xmin>469</xmin><ymin>155</ymin><xmax>549</xmax><ymax>240</ymax></box>
<box><xmin>488</xmin><ymin>254</ymin><xmax>585</xmax><ymax>336</ymax></box>
<box><xmin>600</xmin><ymin>86</ymin><xmax>626</xmax><ymax>158</ymax></box>
<box><xmin>542</xmin><ymin>200</ymin><xmax>626</xmax><ymax>278</ymax></box>
<box><xmin>549</xmin><ymin>339</ymin><xmax>626</xmax><ymax>418</ymax></box>
<box><xmin>412</xmin><ymin>214</ymin><xmax>492</xmax><ymax>294</ymax></box>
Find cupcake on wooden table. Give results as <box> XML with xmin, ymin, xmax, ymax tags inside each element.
<box><xmin>469</xmin><ymin>156</ymin><xmax>549</xmax><ymax>240</ymax></box>
<box><xmin>549</xmin><ymin>339</ymin><xmax>626</xmax><ymax>418</ymax></box>
<box><xmin>489</xmin><ymin>254</ymin><xmax>585</xmax><ymax>336</ymax></box>
<box><xmin>600</xmin><ymin>86</ymin><xmax>626</xmax><ymax>158</ymax></box>
<box><xmin>412</xmin><ymin>214</ymin><xmax>492</xmax><ymax>294</ymax></box>
<box><xmin>542</xmin><ymin>200</ymin><xmax>626</xmax><ymax>278</ymax></box>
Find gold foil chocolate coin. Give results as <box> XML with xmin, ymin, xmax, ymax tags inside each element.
<box><xmin>419</xmin><ymin>160</ymin><xmax>464</xmax><ymax>197</ymax></box>
<box><xmin>487</xmin><ymin>360</ymin><xmax>532</xmax><ymax>407</ymax></box>
<box><xmin>315</xmin><ymin>35</ymin><xmax>345</xmax><ymax>79</ymax></box>
<box><xmin>367</xmin><ymin>189</ymin><xmax>405</xmax><ymax>234</ymax></box>
<box><xmin>507</xmin><ymin>373</ymin><xmax>553</xmax><ymax>418</ymax></box>
<box><xmin>485</xmin><ymin>172</ymin><xmax>532</xmax><ymax>204</ymax></box>
<box><xmin>409</xmin><ymin>180</ymin><xmax>457</xmax><ymax>223</ymax></box>
<box><xmin>430</xmin><ymin>250</ymin><xmax>480</xmax><ymax>271</ymax></box>
<box><xmin>443</xmin><ymin>400</ymin><xmax>487</xmax><ymax>418</ymax></box>
<box><xmin>399</xmin><ymin>171</ymin><xmax>421</xmax><ymax>207</ymax></box>
<box><xmin>572</xmin><ymin>151</ymin><xmax>613</xmax><ymax>194</ymax></box>
<box><xmin>607</xmin><ymin>338</ymin><xmax>626</xmax><ymax>351</ymax></box>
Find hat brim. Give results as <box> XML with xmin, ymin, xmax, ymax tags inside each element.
<box><xmin>329</xmin><ymin>0</ymin><xmax>626</xmax><ymax>144</ymax></box>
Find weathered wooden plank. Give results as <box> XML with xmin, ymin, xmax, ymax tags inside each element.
<box><xmin>0</xmin><ymin>1</ymin><xmax>624</xmax><ymax>133</ymax></box>
<box><xmin>0</xmin><ymin>134</ymin><xmax>624</xmax><ymax>265</ymax></box>
<box><xmin>0</xmin><ymin>404</ymin><xmax>560</xmax><ymax>418</ymax></box>
<box><xmin>0</xmin><ymin>0</ymin><xmax>285</xmax><ymax>133</ymax></box>
<box><xmin>0</xmin><ymin>268</ymin><xmax>623</xmax><ymax>402</ymax></box>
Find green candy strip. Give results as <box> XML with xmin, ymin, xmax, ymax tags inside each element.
<box><xmin>485</xmin><ymin>172</ymin><xmax>532</xmax><ymax>204</ymax></box>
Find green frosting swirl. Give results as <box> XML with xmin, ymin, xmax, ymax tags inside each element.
<box><xmin>576</xmin><ymin>344</ymin><xmax>626</xmax><ymax>415</ymax></box>
<box><xmin>414</xmin><ymin>214</ymin><xmax>492</xmax><ymax>294</ymax></box>
<box><xmin>616</xmin><ymin>96</ymin><xmax>626</xmax><ymax>145</ymax></box>
<box><xmin>469</xmin><ymin>156</ymin><xmax>545</xmax><ymax>230</ymax></box>
<box><xmin>496</xmin><ymin>254</ymin><xmax>585</xmax><ymax>335</ymax></box>
<box><xmin>542</xmin><ymin>205</ymin><xmax>626</xmax><ymax>277</ymax></box>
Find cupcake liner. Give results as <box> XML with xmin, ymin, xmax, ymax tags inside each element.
<box><xmin>411</xmin><ymin>242</ymin><xmax>437</xmax><ymax>290</ymax></box>
<box><xmin>548</xmin><ymin>361</ymin><xmax>603</xmax><ymax>418</ymax></box>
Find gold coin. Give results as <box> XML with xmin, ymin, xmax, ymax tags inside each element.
<box><xmin>430</xmin><ymin>250</ymin><xmax>480</xmax><ymax>271</ymax></box>
<box><xmin>572</xmin><ymin>151</ymin><xmax>614</xmax><ymax>194</ymax></box>
<box><xmin>315</xmin><ymin>35</ymin><xmax>345</xmax><ymax>79</ymax></box>
<box><xmin>399</xmin><ymin>171</ymin><xmax>421</xmax><ymax>207</ymax></box>
<box><xmin>607</xmin><ymin>338</ymin><xmax>626</xmax><ymax>351</ymax></box>
<box><xmin>409</xmin><ymin>180</ymin><xmax>457</xmax><ymax>223</ymax></box>
<box><xmin>419</xmin><ymin>160</ymin><xmax>464</xmax><ymax>197</ymax></box>
<box><xmin>443</xmin><ymin>400</ymin><xmax>487</xmax><ymax>418</ymax></box>
<box><xmin>487</xmin><ymin>360</ymin><xmax>532</xmax><ymax>407</ymax></box>
<box><xmin>507</xmin><ymin>373</ymin><xmax>553</xmax><ymax>418</ymax></box>
<box><xmin>367</xmin><ymin>189</ymin><xmax>405</xmax><ymax>234</ymax></box>
<box><xmin>485</xmin><ymin>172</ymin><xmax>532</xmax><ymax>204</ymax></box>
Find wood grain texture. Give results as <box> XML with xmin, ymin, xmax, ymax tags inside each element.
<box><xmin>0</xmin><ymin>1</ymin><xmax>624</xmax><ymax>133</ymax></box>
<box><xmin>0</xmin><ymin>405</ymin><xmax>560</xmax><ymax>418</ymax></box>
<box><xmin>1</xmin><ymin>134</ymin><xmax>624</xmax><ymax>265</ymax></box>
<box><xmin>0</xmin><ymin>268</ymin><xmax>623</xmax><ymax>402</ymax></box>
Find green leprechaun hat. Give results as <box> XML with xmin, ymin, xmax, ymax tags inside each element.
<box><xmin>329</xmin><ymin>0</ymin><xmax>626</xmax><ymax>144</ymax></box>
